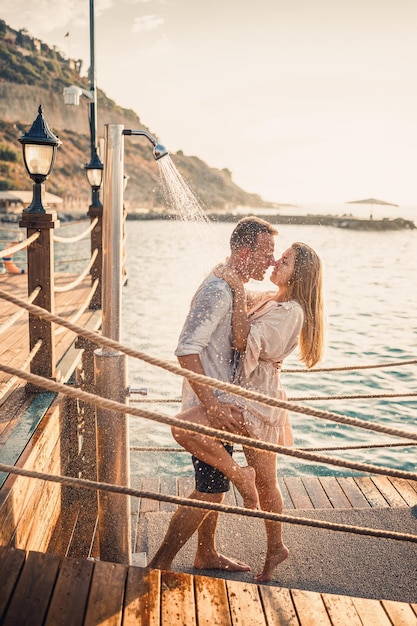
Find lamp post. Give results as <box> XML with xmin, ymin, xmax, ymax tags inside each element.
<box><xmin>19</xmin><ymin>106</ymin><xmax>60</xmax><ymax>384</ymax></box>
<box><xmin>63</xmin><ymin>0</ymin><xmax>103</xmax><ymax>208</ymax></box>
<box><xmin>18</xmin><ymin>105</ymin><xmax>61</xmax><ymax>214</ymax></box>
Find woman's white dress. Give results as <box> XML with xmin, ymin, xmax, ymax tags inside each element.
<box><xmin>234</xmin><ymin>299</ymin><xmax>303</xmax><ymax>445</ymax></box>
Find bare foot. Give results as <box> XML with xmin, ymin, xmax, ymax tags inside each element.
<box><xmin>194</xmin><ymin>552</ymin><xmax>251</xmax><ymax>571</ymax></box>
<box><xmin>234</xmin><ymin>465</ymin><xmax>260</xmax><ymax>510</ymax></box>
<box><xmin>254</xmin><ymin>544</ymin><xmax>289</xmax><ymax>582</ymax></box>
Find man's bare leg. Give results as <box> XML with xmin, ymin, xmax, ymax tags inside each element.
<box><xmin>148</xmin><ymin>490</ymin><xmax>221</xmax><ymax>571</ymax></box>
<box><xmin>172</xmin><ymin>407</ymin><xmax>260</xmax><ymax>510</ymax></box>
<box><xmin>194</xmin><ymin>510</ymin><xmax>251</xmax><ymax>571</ymax></box>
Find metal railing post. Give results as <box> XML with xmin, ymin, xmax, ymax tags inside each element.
<box><xmin>94</xmin><ymin>123</ymin><xmax>131</xmax><ymax>564</ymax></box>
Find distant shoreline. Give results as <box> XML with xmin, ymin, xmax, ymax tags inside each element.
<box><xmin>126</xmin><ymin>212</ymin><xmax>416</xmax><ymax>230</ymax></box>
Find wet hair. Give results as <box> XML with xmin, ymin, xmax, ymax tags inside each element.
<box><xmin>230</xmin><ymin>216</ymin><xmax>278</xmax><ymax>251</ymax></box>
<box><xmin>288</xmin><ymin>242</ymin><xmax>324</xmax><ymax>368</ymax></box>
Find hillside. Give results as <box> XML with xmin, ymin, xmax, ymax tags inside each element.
<box><xmin>0</xmin><ymin>20</ymin><xmax>276</xmax><ymax>214</ymax></box>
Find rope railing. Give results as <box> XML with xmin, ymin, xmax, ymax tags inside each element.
<box><xmin>283</xmin><ymin>358</ymin><xmax>417</xmax><ymax>373</ymax></box>
<box><xmin>54</xmin><ymin>249</ymin><xmax>98</xmax><ymax>293</ymax></box>
<box><xmin>130</xmin><ymin>390</ymin><xmax>417</xmax><ymax>403</ymax></box>
<box><xmin>0</xmin><ymin>288</ymin><xmax>416</xmax><ymax>445</ymax></box>
<box><xmin>0</xmin><ymin>461</ymin><xmax>416</xmax><ymax>544</ymax></box>
<box><xmin>0</xmin><ymin>339</ymin><xmax>43</xmax><ymax>404</ymax></box>
<box><xmin>0</xmin><ymin>232</ymin><xmax>40</xmax><ymax>259</ymax></box>
<box><xmin>130</xmin><ymin>440</ymin><xmax>417</xmax><ymax>453</ymax></box>
<box><xmin>0</xmin><ymin>287</ymin><xmax>41</xmax><ymax>336</ymax></box>
<box><xmin>53</xmin><ymin>217</ymin><xmax>98</xmax><ymax>244</ymax></box>
<box><xmin>55</xmin><ymin>279</ymin><xmax>99</xmax><ymax>336</ymax></box>
<box><xmin>0</xmin><ymin>360</ymin><xmax>416</xmax><ymax>482</ymax></box>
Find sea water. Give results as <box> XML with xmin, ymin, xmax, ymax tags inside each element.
<box><xmin>121</xmin><ymin>215</ymin><xmax>417</xmax><ymax>479</ymax></box>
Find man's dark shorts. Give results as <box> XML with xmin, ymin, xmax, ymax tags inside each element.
<box><xmin>192</xmin><ymin>443</ymin><xmax>233</xmax><ymax>493</ymax></box>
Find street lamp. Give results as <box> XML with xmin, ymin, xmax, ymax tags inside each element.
<box><xmin>63</xmin><ymin>0</ymin><xmax>103</xmax><ymax>208</ymax></box>
<box><xmin>19</xmin><ymin>105</ymin><xmax>61</xmax><ymax>214</ymax></box>
<box><xmin>85</xmin><ymin>150</ymin><xmax>103</xmax><ymax>208</ymax></box>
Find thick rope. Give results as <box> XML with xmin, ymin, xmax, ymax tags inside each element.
<box><xmin>0</xmin><ymin>288</ymin><xmax>416</xmax><ymax>444</ymax></box>
<box><xmin>53</xmin><ymin>217</ymin><xmax>98</xmax><ymax>243</ymax></box>
<box><xmin>0</xmin><ymin>287</ymin><xmax>41</xmax><ymax>336</ymax></box>
<box><xmin>0</xmin><ymin>462</ymin><xmax>416</xmax><ymax>544</ymax></box>
<box><xmin>130</xmin><ymin>390</ymin><xmax>417</xmax><ymax>403</ymax></box>
<box><xmin>0</xmin><ymin>232</ymin><xmax>39</xmax><ymax>258</ymax></box>
<box><xmin>0</xmin><ymin>360</ymin><xmax>417</xmax><ymax>481</ymax></box>
<box><xmin>283</xmin><ymin>359</ymin><xmax>417</xmax><ymax>373</ymax></box>
<box><xmin>130</xmin><ymin>440</ymin><xmax>417</xmax><ymax>453</ymax></box>
<box><xmin>54</xmin><ymin>249</ymin><xmax>98</xmax><ymax>293</ymax></box>
<box><xmin>55</xmin><ymin>279</ymin><xmax>99</xmax><ymax>336</ymax></box>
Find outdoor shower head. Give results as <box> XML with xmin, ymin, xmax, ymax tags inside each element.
<box><xmin>123</xmin><ymin>129</ymin><xmax>169</xmax><ymax>160</ymax></box>
<box><xmin>153</xmin><ymin>143</ymin><xmax>169</xmax><ymax>160</ymax></box>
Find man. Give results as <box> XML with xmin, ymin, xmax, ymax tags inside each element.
<box><xmin>148</xmin><ymin>216</ymin><xmax>277</xmax><ymax>572</ymax></box>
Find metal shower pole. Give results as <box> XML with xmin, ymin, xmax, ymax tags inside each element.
<box><xmin>94</xmin><ymin>123</ymin><xmax>131</xmax><ymax>564</ymax></box>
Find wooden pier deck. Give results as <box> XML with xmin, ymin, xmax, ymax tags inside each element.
<box><xmin>1</xmin><ymin>543</ymin><xmax>416</xmax><ymax>625</ymax></box>
<box><xmin>0</xmin><ymin>271</ymin><xmax>100</xmax><ymax>395</ymax></box>
<box><xmin>1</xmin><ymin>271</ymin><xmax>417</xmax><ymax>624</ymax></box>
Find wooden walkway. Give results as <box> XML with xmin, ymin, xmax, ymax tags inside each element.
<box><xmin>1</xmin><ymin>544</ymin><xmax>416</xmax><ymax>625</ymax></box>
<box><xmin>0</xmin><ymin>271</ymin><xmax>99</xmax><ymax>393</ymax></box>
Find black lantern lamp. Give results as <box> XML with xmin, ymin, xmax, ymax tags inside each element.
<box><xmin>85</xmin><ymin>150</ymin><xmax>103</xmax><ymax>208</ymax></box>
<box><xmin>19</xmin><ymin>105</ymin><xmax>61</xmax><ymax>214</ymax></box>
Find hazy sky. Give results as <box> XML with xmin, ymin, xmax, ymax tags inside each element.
<box><xmin>2</xmin><ymin>0</ymin><xmax>417</xmax><ymax>204</ymax></box>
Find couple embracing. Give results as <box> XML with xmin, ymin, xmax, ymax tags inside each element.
<box><xmin>149</xmin><ymin>216</ymin><xmax>324</xmax><ymax>582</ymax></box>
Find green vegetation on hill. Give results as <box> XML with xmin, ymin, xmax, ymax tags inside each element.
<box><xmin>0</xmin><ymin>20</ymin><xmax>275</xmax><ymax>212</ymax></box>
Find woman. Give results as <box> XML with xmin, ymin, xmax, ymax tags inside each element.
<box><xmin>172</xmin><ymin>242</ymin><xmax>325</xmax><ymax>581</ymax></box>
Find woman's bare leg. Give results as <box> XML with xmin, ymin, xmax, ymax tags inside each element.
<box><xmin>244</xmin><ymin>446</ymin><xmax>289</xmax><ymax>582</ymax></box>
<box><xmin>172</xmin><ymin>406</ymin><xmax>259</xmax><ymax>510</ymax></box>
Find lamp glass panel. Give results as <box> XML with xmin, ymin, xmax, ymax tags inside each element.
<box><xmin>86</xmin><ymin>167</ymin><xmax>103</xmax><ymax>188</ymax></box>
<box><xmin>25</xmin><ymin>144</ymin><xmax>54</xmax><ymax>176</ymax></box>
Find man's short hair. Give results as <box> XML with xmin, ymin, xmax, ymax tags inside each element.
<box><xmin>230</xmin><ymin>216</ymin><xmax>278</xmax><ymax>251</ymax></box>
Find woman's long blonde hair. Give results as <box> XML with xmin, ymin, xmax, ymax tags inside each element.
<box><xmin>288</xmin><ymin>242</ymin><xmax>324</xmax><ymax>368</ymax></box>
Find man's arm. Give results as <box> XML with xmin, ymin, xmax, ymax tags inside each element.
<box><xmin>177</xmin><ymin>354</ymin><xmax>244</xmax><ymax>433</ymax></box>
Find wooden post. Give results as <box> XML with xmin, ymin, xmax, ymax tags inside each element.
<box><xmin>19</xmin><ymin>210</ymin><xmax>59</xmax><ymax>387</ymax></box>
<box><xmin>88</xmin><ymin>204</ymin><xmax>103</xmax><ymax>310</ymax></box>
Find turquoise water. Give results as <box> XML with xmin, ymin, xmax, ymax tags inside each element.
<box><xmin>5</xmin><ymin>211</ymin><xmax>416</xmax><ymax>479</ymax></box>
<box><xmin>121</xmin><ymin>217</ymin><xmax>417</xmax><ymax>479</ymax></box>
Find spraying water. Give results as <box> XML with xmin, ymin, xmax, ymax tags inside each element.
<box><xmin>157</xmin><ymin>155</ymin><xmax>210</xmax><ymax>225</ymax></box>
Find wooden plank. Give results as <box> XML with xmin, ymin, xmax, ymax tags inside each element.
<box><xmin>17</xmin><ymin>452</ymin><xmax>61</xmax><ymax>552</ymax></box>
<box><xmin>195</xmin><ymin>575</ymin><xmax>232</xmax><ymax>626</ymax></box>
<box><xmin>290</xmin><ymin>589</ymin><xmax>332</xmax><ymax>626</ymax></box>
<box><xmin>278</xmin><ymin>477</ymin><xmax>294</xmax><ymax>509</ymax></box>
<box><xmin>350</xmin><ymin>597</ymin><xmax>393</xmax><ymax>625</ymax></box>
<box><xmin>84</xmin><ymin>560</ymin><xmax>127</xmax><ymax>626</ymax></box>
<box><xmin>301</xmin><ymin>476</ymin><xmax>333</xmax><ymax>509</ymax></box>
<box><xmin>353</xmin><ymin>476</ymin><xmax>389</xmax><ymax>507</ymax></box>
<box><xmin>123</xmin><ymin>566</ymin><xmax>161</xmax><ymax>626</ymax></box>
<box><xmin>259</xmin><ymin>585</ymin><xmax>300</xmax><ymax>625</ymax></box>
<box><xmin>370</xmin><ymin>476</ymin><xmax>408</xmax><ymax>507</ymax></box>
<box><xmin>160</xmin><ymin>475</ymin><xmax>178</xmax><ymax>512</ymax></box>
<box><xmin>381</xmin><ymin>599</ymin><xmax>417</xmax><ymax>626</ymax></box>
<box><xmin>0</xmin><ymin>545</ymin><xmax>26</xmax><ymax>618</ymax></box>
<box><xmin>284</xmin><ymin>477</ymin><xmax>314</xmax><ymax>509</ymax></box>
<box><xmin>160</xmin><ymin>570</ymin><xmax>196</xmax><ymax>626</ymax></box>
<box><xmin>319</xmin><ymin>477</ymin><xmax>353</xmax><ymax>508</ymax></box>
<box><xmin>66</xmin><ymin>500</ymin><xmax>99</xmax><ymax>559</ymax></box>
<box><xmin>140</xmin><ymin>477</ymin><xmax>161</xmax><ymax>513</ymax></box>
<box><xmin>2</xmin><ymin>550</ymin><xmax>61</xmax><ymax>626</ymax></box>
<box><xmin>44</xmin><ymin>557</ymin><xmax>94</xmax><ymax>626</ymax></box>
<box><xmin>321</xmin><ymin>593</ymin><xmax>362</xmax><ymax>625</ymax></box>
<box><xmin>388</xmin><ymin>478</ymin><xmax>417</xmax><ymax>506</ymax></box>
<box><xmin>337</xmin><ymin>477</ymin><xmax>371</xmax><ymax>509</ymax></box>
<box><xmin>226</xmin><ymin>579</ymin><xmax>266</xmax><ymax>626</ymax></box>
<box><xmin>177</xmin><ymin>476</ymin><xmax>195</xmax><ymax>498</ymax></box>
